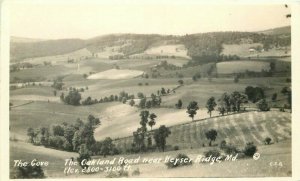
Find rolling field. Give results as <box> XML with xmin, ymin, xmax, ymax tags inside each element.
<box><xmin>114</xmin><ymin>111</ymin><xmax>291</xmax><ymax>150</ymax></box>
<box><xmin>221</xmin><ymin>43</ymin><xmax>263</xmax><ymax>57</ymax></box>
<box><xmin>9</xmin><ymin>101</ymin><xmax>117</xmax><ymax>140</ymax></box>
<box><xmin>143</xmin><ymin>44</ymin><xmax>188</xmax><ymax>58</ymax></box>
<box><xmin>216</xmin><ymin>61</ymin><xmax>270</xmax><ymax>74</ymax></box>
<box><xmin>10</xmin><ymin>75</ymin><xmax>290</xmax><ymax>142</ymax></box>
<box><xmin>87</xmin><ymin>69</ymin><xmax>144</xmax><ymax>80</ymax></box>
<box><xmin>222</xmin><ymin>43</ymin><xmax>290</xmax><ymax>58</ymax></box>
<box><xmin>20</xmin><ymin>48</ymin><xmax>92</xmax><ymax>65</ymax></box>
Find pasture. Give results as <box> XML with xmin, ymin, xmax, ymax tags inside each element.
<box><xmin>144</xmin><ymin>44</ymin><xmax>188</xmax><ymax>58</ymax></box>
<box><xmin>222</xmin><ymin>43</ymin><xmax>290</xmax><ymax>58</ymax></box>
<box><xmin>21</xmin><ymin>48</ymin><xmax>93</xmax><ymax>65</ymax></box>
<box><xmin>216</xmin><ymin>61</ymin><xmax>270</xmax><ymax>74</ymax></box>
<box><xmin>221</xmin><ymin>43</ymin><xmax>263</xmax><ymax>57</ymax></box>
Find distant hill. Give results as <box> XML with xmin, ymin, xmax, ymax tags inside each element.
<box><xmin>10</xmin><ymin>39</ymin><xmax>86</xmax><ymax>62</ymax></box>
<box><xmin>10</xmin><ymin>36</ymin><xmax>46</xmax><ymax>43</ymax></box>
<box><xmin>10</xmin><ymin>26</ymin><xmax>291</xmax><ymax>63</ymax></box>
<box><xmin>258</xmin><ymin>26</ymin><xmax>291</xmax><ymax>35</ymax></box>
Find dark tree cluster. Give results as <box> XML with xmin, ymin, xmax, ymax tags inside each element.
<box><xmin>131</xmin><ymin>110</ymin><xmax>157</xmax><ymax>152</ymax></box>
<box><xmin>108</xmin><ymin>54</ymin><xmax>126</xmax><ymax>60</ymax></box>
<box><xmin>156</xmin><ymin>60</ymin><xmax>180</xmax><ymax>70</ymax></box>
<box><xmin>10</xmin><ymin>62</ymin><xmax>34</xmax><ymax>73</ymax></box>
<box><xmin>82</xmin><ymin>96</ymin><xmax>99</xmax><ymax>105</ymax></box>
<box><xmin>138</xmin><ymin>93</ymin><xmax>162</xmax><ymax>109</ymax></box>
<box><xmin>61</xmin><ymin>89</ymin><xmax>82</xmax><ymax>106</ymax></box>
<box><xmin>205</xmin><ymin>129</ymin><xmax>218</xmax><ymax>146</ymax></box>
<box><xmin>13</xmin><ymin>160</ymin><xmax>45</xmax><ymax>179</ymax></box>
<box><xmin>130</xmin><ymin>110</ymin><xmax>170</xmax><ymax>153</ymax></box>
<box><xmin>218</xmin><ymin>54</ymin><xmax>240</xmax><ymax>61</ymax></box>
<box><xmin>154</xmin><ymin>125</ymin><xmax>171</xmax><ymax>152</ymax></box>
<box><xmin>281</xmin><ymin>86</ymin><xmax>292</xmax><ymax>109</ymax></box>
<box><xmin>192</xmin><ymin>73</ymin><xmax>201</xmax><ymax>81</ymax></box>
<box><xmin>218</xmin><ymin>91</ymin><xmax>248</xmax><ymax>115</ymax></box>
<box><xmin>51</xmin><ymin>79</ymin><xmax>64</xmax><ymax>90</ymax></box>
<box><xmin>27</xmin><ymin>115</ymin><xmax>101</xmax><ymax>153</ymax></box>
<box><xmin>245</xmin><ymin>86</ymin><xmax>265</xmax><ymax>103</ymax></box>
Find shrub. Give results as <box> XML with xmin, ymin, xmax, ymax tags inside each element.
<box><xmin>138</xmin><ymin>83</ymin><xmax>143</xmax><ymax>86</ymax></box>
<box><xmin>219</xmin><ymin>140</ymin><xmax>227</xmax><ymax>150</ymax></box>
<box><xmin>106</xmin><ymin>170</ymin><xmax>129</xmax><ymax>178</ymax></box>
<box><xmin>264</xmin><ymin>137</ymin><xmax>272</xmax><ymax>145</ymax></box>
<box><xmin>257</xmin><ymin>99</ymin><xmax>270</xmax><ymax>111</ymax></box>
<box><xmin>173</xmin><ymin>145</ymin><xmax>179</xmax><ymax>151</ymax></box>
<box><xmin>131</xmin><ymin>168</ymin><xmax>140</xmax><ymax>176</ymax></box>
<box><xmin>13</xmin><ymin>160</ymin><xmax>45</xmax><ymax>179</ymax></box>
<box><xmin>204</xmin><ymin>149</ymin><xmax>221</xmax><ymax>158</ymax></box>
<box><xmin>243</xmin><ymin>142</ymin><xmax>257</xmax><ymax>157</ymax></box>
<box><xmin>223</xmin><ymin>144</ymin><xmax>239</xmax><ymax>155</ymax></box>
<box><xmin>165</xmin><ymin>153</ymin><xmax>192</xmax><ymax>168</ymax></box>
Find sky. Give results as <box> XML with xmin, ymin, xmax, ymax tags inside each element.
<box><xmin>9</xmin><ymin>1</ymin><xmax>291</xmax><ymax>40</ymax></box>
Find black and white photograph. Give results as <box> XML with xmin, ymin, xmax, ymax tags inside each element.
<box><xmin>1</xmin><ymin>0</ymin><xmax>300</xmax><ymax>180</ymax></box>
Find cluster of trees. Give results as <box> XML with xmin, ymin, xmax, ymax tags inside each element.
<box><xmin>205</xmin><ymin>129</ymin><xmax>218</xmax><ymax>146</ymax></box>
<box><xmin>157</xmin><ymin>87</ymin><xmax>174</xmax><ymax>96</ymax></box>
<box><xmin>175</xmin><ymin>99</ymin><xmax>183</xmax><ymax>109</ymax></box>
<box><xmin>138</xmin><ymin>93</ymin><xmax>161</xmax><ymax>109</ymax></box>
<box><xmin>186</xmin><ymin>91</ymin><xmax>249</xmax><ymax>121</ymax></box>
<box><xmin>51</xmin><ymin>78</ymin><xmax>64</xmax><ymax>90</ymax></box>
<box><xmin>245</xmin><ymin>86</ymin><xmax>265</xmax><ymax>103</ymax></box>
<box><xmin>13</xmin><ymin>160</ymin><xmax>45</xmax><ymax>179</ymax></box>
<box><xmin>81</xmin><ymin>96</ymin><xmax>100</xmax><ymax>105</ymax></box>
<box><xmin>27</xmin><ymin>115</ymin><xmax>121</xmax><ymax>167</ymax></box>
<box><xmin>192</xmin><ymin>73</ymin><xmax>201</xmax><ymax>81</ymax></box>
<box><xmin>61</xmin><ymin>90</ymin><xmax>137</xmax><ymax>106</ymax></box>
<box><xmin>217</xmin><ymin>92</ymin><xmax>248</xmax><ymax>116</ymax></box>
<box><xmin>205</xmin><ymin>140</ymin><xmax>258</xmax><ymax>160</ymax></box>
<box><xmin>27</xmin><ymin>115</ymin><xmax>100</xmax><ymax>152</ymax></box>
<box><xmin>10</xmin><ymin>62</ymin><xmax>34</xmax><ymax>73</ymax></box>
<box><xmin>218</xmin><ymin>54</ymin><xmax>240</xmax><ymax>61</ymax></box>
<box><xmin>281</xmin><ymin>86</ymin><xmax>292</xmax><ymax>109</ymax></box>
<box><xmin>156</xmin><ymin>60</ymin><xmax>180</xmax><ymax>71</ymax></box>
<box><xmin>131</xmin><ymin>110</ymin><xmax>157</xmax><ymax>152</ymax></box>
<box><xmin>131</xmin><ymin>110</ymin><xmax>171</xmax><ymax>153</ymax></box>
<box><xmin>60</xmin><ymin>89</ymin><xmax>81</xmax><ymax>106</ymax></box>
<box><xmin>108</xmin><ymin>54</ymin><xmax>126</xmax><ymax>60</ymax></box>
